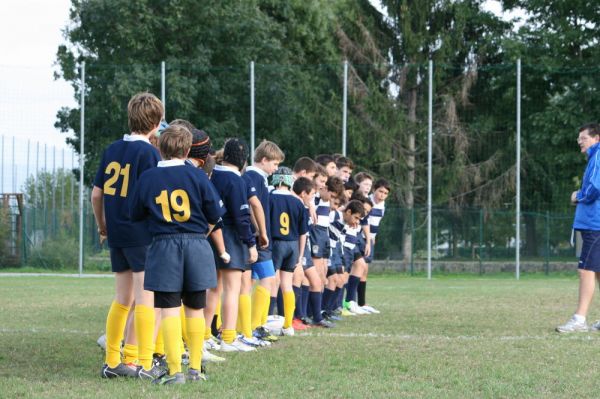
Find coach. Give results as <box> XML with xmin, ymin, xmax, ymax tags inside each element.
<box><xmin>557</xmin><ymin>123</ymin><xmax>600</xmax><ymax>333</ymax></box>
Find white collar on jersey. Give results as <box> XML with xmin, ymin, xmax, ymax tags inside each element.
<box><xmin>245</xmin><ymin>165</ymin><xmax>269</xmax><ymax>180</ymax></box>
<box><xmin>272</xmin><ymin>189</ymin><xmax>293</xmax><ymax>195</ymax></box>
<box><xmin>157</xmin><ymin>159</ymin><xmax>185</xmax><ymax>167</ymax></box>
<box><xmin>123</xmin><ymin>133</ymin><xmax>151</xmax><ymax>144</ymax></box>
<box><xmin>214</xmin><ymin>164</ymin><xmax>241</xmax><ymax>176</ymax></box>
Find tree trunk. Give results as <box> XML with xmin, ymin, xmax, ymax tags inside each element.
<box><xmin>402</xmin><ymin>86</ymin><xmax>417</xmax><ymax>265</ymax></box>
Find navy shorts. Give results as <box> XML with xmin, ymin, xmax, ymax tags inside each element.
<box><xmin>272</xmin><ymin>240</ymin><xmax>299</xmax><ymax>273</ymax></box>
<box><xmin>257</xmin><ymin>247</ymin><xmax>272</xmax><ymax>263</ymax></box>
<box><xmin>302</xmin><ymin>235</ymin><xmax>314</xmax><ymax>270</ymax></box>
<box><xmin>578</xmin><ymin>230</ymin><xmax>600</xmax><ymax>272</ymax></box>
<box><xmin>342</xmin><ymin>245</ymin><xmax>362</xmax><ymax>269</ymax></box>
<box><xmin>110</xmin><ymin>245</ymin><xmax>148</xmax><ymax>273</ymax></box>
<box><xmin>329</xmin><ymin>243</ymin><xmax>343</xmax><ymax>269</ymax></box>
<box><xmin>144</xmin><ymin>234</ymin><xmax>217</xmax><ymax>293</ymax></box>
<box><xmin>215</xmin><ymin>224</ymin><xmax>249</xmax><ymax>271</ymax></box>
<box><xmin>309</xmin><ymin>226</ymin><xmax>330</xmax><ymax>259</ymax></box>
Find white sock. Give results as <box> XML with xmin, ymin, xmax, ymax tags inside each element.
<box><xmin>574</xmin><ymin>314</ymin><xmax>586</xmax><ymax>323</ymax></box>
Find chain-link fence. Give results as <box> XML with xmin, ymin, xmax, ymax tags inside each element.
<box><xmin>0</xmin><ymin>61</ymin><xmax>594</xmax><ymax>275</ymax></box>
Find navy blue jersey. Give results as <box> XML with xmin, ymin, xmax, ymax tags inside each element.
<box><xmin>243</xmin><ymin>166</ymin><xmax>272</xmax><ymax>239</ymax></box>
<box><xmin>269</xmin><ymin>190</ymin><xmax>309</xmax><ymax>241</ymax></box>
<box><xmin>93</xmin><ymin>135</ymin><xmax>161</xmax><ymax>248</ymax></box>
<box><xmin>210</xmin><ymin>165</ymin><xmax>256</xmax><ymax>247</ymax></box>
<box><xmin>130</xmin><ymin>161</ymin><xmax>224</xmax><ymax>236</ymax></box>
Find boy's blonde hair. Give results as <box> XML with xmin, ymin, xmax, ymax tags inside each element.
<box><xmin>158</xmin><ymin>125</ymin><xmax>192</xmax><ymax>160</ymax></box>
<box><xmin>128</xmin><ymin>92</ymin><xmax>164</xmax><ymax>134</ymax></box>
<box><xmin>254</xmin><ymin>140</ymin><xmax>285</xmax><ymax>163</ymax></box>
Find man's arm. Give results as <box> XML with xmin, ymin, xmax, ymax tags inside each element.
<box><xmin>91</xmin><ymin>186</ymin><xmax>106</xmax><ymax>243</ymax></box>
<box><xmin>248</xmin><ymin>196</ymin><xmax>269</xmax><ymax>249</ymax></box>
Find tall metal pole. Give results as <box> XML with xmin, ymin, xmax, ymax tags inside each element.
<box><xmin>516</xmin><ymin>59</ymin><xmax>521</xmax><ymax>280</ymax></box>
<box><xmin>250</xmin><ymin>61</ymin><xmax>255</xmax><ymax>164</ymax></box>
<box><xmin>1</xmin><ymin>135</ymin><xmax>4</xmax><ymax>193</ymax></box>
<box><xmin>78</xmin><ymin>61</ymin><xmax>86</xmax><ymax>276</ymax></box>
<box><xmin>61</xmin><ymin>148</ymin><xmax>65</xmax><ymax>210</ymax></box>
<box><xmin>161</xmin><ymin>61</ymin><xmax>166</xmax><ymax>119</ymax></box>
<box><xmin>26</xmin><ymin>140</ymin><xmax>30</xmax><ymax>191</ymax></box>
<box><xmin>427</xmin><ymin>60</ymin><xmax>433</xmax><ymax>280</ymax></box>
<box><xmin>12</xmin><ymin>136</ymin><xmax>16</xmax><ymax>193</ymax></box>
<box><xmin>342</xmin><ymin>60</ymin><xmax>348</xmax><ymax>156</ymax></box>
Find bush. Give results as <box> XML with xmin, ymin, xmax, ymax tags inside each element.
<box><xmin>27</xmin><ymin>235</ymin><xmax>79</xmax><ymax>270</ymax></box>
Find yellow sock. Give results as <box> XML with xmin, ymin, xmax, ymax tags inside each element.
<box><xmin>283</xmin><ymin>291</ymin><xmax>295</xmax><ymax>329</ymax></box>
<box><xmin>180</xmin><ymin>306</ymin><xmax>188</xmax><ymax>353</ymax></box>
<box><xmin>105</xmin><ymin>301</ymin><xmax>130</xmax><ymax>367</ymax></box>
<box><xmin>238</xmin><ymin>294</ymin><xmax>252</xmax><ymax>338</ymax></box>
<box><xmin>154</xmin><ymin>326</ymin><xmax>164</xmax><ymax>355</ymax></box>
<box><xmin>261</xmin><ymin>292</ymin><xmax>270</xmax><ymax>326</ymax></box>
<box><xmin>162</xmin><ymin>315</ymin><xmax>183</xmax><ymax>375</ymax></box>
<box><xmin>222</xmin><ymin>328</ymin><xmax>236</xmax><ymax>344</ymax></box>
<box><xmin>252</xmin><ymin>286</ymin><xmax>270</xmax><ymax>330</ymax></box>
<box><xmin>185</xmin><ymin>317</ymin><xmax>205</xmax><ymax>370</ymax></box>
<box><xmin>204</xmin><ymin>319</ymin><xmax>212</xmax><ymax>341</ymax></box>
<box><xmin>122</xmin><ymin>343</ymin><xmax>138</xmax><ymax>364</ymax></box>
<box><xmin>215</xmin><ymin>298</ymin><xmax>222</xmax><ymax>330</ymax></box>
<box><xmin>134</xmin><ymin>304</ymin><xmax>155</xmax><ymax>370</ymax></box>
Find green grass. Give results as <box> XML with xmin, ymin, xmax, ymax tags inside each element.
<box><xmin>2</xmin><ymin>274</ymin><xmax>600</xmax><ymax>398</ymax></box>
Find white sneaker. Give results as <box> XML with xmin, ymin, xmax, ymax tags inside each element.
<box><xmin>202</xmin><ymin>349</ymin><xmax>226</xmax><ymax>363</ymax></box>
<box><xmin>219</xmin><ymin>338</ymin><xmax>257</xmax><ymax>352</ymax></box>
<box><xmin>204</xmin><ymin>336</ymin><xmax>221</xmax><ymax>351</ymax></box>
<box><xmin>361</xmin><ymin>305</ymin><xmax>380</xmax><ymax>314</ymax></box>
<box><xmin>280</xmin><ymin>326</ymin><xmax>295</xmax><ymax>336</ymax></box>
<box><xmin>348</xmin><ymin>301</ymin><xmax>369</xmax><ymax>315</ymax></box>
<box><xmin>240</xmin><ymin>336</ymin><xmax>271</xmax><ymax>347</ymax></box>
<box><xmin>590</xmin><ymin>320</ymin><xmax>600</xmax><ymax>331</ymax></box>
<box><xmin>96</xmin><ymin>334</ymin><xmax>107</xmax><ymax>350</ymax></box>
<box><xmin>556</xmin><ymin>316</ymin><xmax>588</xmax><ymax>333</ymax></box>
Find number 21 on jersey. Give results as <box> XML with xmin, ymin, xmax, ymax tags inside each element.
<box><xmin>104</xmin><ymin>162</ymin><xmax>131</xmax><ymax>197</ymax></box>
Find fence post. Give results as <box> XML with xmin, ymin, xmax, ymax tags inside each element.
<box><xmin>161</xmin><ymin>61</ymin><xmax>166</xmax><ymax>119</ymax></box>
<box><xmin>479</xmin><ymin>208</ymin><xmax>484</xmax><ymax>275</ymax></box>
<box><xmin>427</xmin><ymin>59</ymin><xmax>433</xmax><ymax>280</ymax></box>
<box><xmin>516</xmin><ymin>58</ymin><xmax>521</xmax><ymax>280</ymax></box>
<box><xmin>342</xmin><ymin>60</ymin><xmax>348</xmax><ymax>156</ymax></box>
<box><xmin>545</xmin><ymin>211</ymin><xmax>550</xmax><ymax>275</ymax></box>
<box><xmin>250</xmin><ymin>61</ymin><xmax>255</xmax><ymax>163</ymax></box>
<box><xmin>78</xmin><ymin>61</ymin><xmax>86</xmax><ymax>277</ymax></box>
<box><xmin>410</xmin><ymin>207</ymin><xmax>415</xmax><ymax>275</ymax></box>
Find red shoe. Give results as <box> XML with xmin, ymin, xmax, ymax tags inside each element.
<box><xmin>292</xmin><ymin>318</ymin><xmax>308</xmax><ymax>330</ymax></box>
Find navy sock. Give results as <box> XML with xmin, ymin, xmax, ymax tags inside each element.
<box><xmin>301</xmin><ymin>285</ymin><xmax>310</xmax><ymax>319</ymax></box>
<box><xmin>293</xmin><ymin>285</ymin><xmax>302</xmax><ymax>318</ymax></box>
<box><xmin>346</xmin><ymin>276</ymin><xmax>360</xmax><ymax>303</ymax></box>
<box><xmin>309</xmin><ymin>291</ymin><xmax>323</xmax><ymax>323</ymax></box>
<box><xmin>336</xmin><ymin>287</ymin><xmax>344</xmax><ymax>308</ymax></box>
<box><xmin>357</xmin><ymin>281</ymin><xmax>367</xmax><ymax>306</ymax></box>
<box><xmin>277</xmin><ymin>289</ymin><xmax>284</xmax><ymax>317</ymax></box>
<box><xmin>269</xmin><ymin>296</ymin><xmax>278</xmax><ymax>315</ymax></box>
<box><xmin>323</xmin><ymin>288</ymin><xmax>334</xmax><ymax>311</ymax></box>
<box><xmin>211</xmin><ymin>315</ymin><xmax>219</xmax><ymax>337</ymax></box>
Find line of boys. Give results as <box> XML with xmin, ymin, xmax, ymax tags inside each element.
<box><xmin>93</xmin><ymin>92</ymin><xmax>391</xmax><ymax>385</ymax></box>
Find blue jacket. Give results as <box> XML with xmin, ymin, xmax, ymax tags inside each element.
<box><xmin>574</xmin><ymin>143</ymin><xmax>600</xmax><ymax>230</ymax></box>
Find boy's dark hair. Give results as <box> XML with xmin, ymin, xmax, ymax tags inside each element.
<box><xmin>293</xmin><ymin>157</ymin><xmax>318</xmax><ymax>174</ymax></box>
<box><xmin>336</xmin><ymin>156</ymin><xmax>354</xmax><ymax>170</ymax></box>
<box><xmin>345</xmin><ymin>200</ymin><xmax>365</xmax><ymax>217</ymax></box>
<box><xmin>189</xmin><ymin>129</ymin><xmax>211</xmax><ymax>166</ymax></box>
<box><xmin>579</xmin><ymin>123</ymin><xmax>600</xmax><ymax>137</ymax></box>
<box><xmin>315</xmin><ymin>154</ymin><xmax>335</xmax><ymax>167</ymax></box>
<box><xmin>373</xmin><ymin>178</ymin><xmax>391</xmax><ymax>192</ymax></box>
<box><xmin>203</xmin><ymin>154</ymin><xmax>216</xmax><ymax>177</ymax></box>
<box><xmin>351</xmin><ymin>192</ymin><xmax>374</xmax><ymax>207</ymax></box>
<box><xmin>326</xmin><ymin>176</ymin><xmax>345</xmax><ymax>196</ymax></box>
<box><xmin>128</xmin><ymin>92</ymin><xmax>164</xmax><ymax>134</ymax></box>
<box><xmin>223</xmin><ymin>138</ymin><xmax>248</xmax><ymax>170</ymax></box>
<box><xmin>169</xmin><ymin>119</ymin><xmax>195</xmax><ymax>132</ymax></box>
<box><xmin>292</xmin><ymin>177</ymin><xmax>314</xmax><ymax>196</ymax></box>
<box><xmin>344</xmin><ymin>177</ymin><xmax>359</xmax><ymax>192</ymax></box>
<box><xmin>332</xmin><ymin>153</ymin><xmax>343</xmax><ymax>162</ymax></box>
<box><xmin>314</xmin><ymin>164</ymin><xmax>328</xmax><ymax>179</ymax></box>
<box><xmin>159</xmin><ymin>125</ymin><xmax>192</xmax><ymax>160</ymax></box>
<box><xmin>354</xmin><ymin>172</ymin><xmax>373</xmax><ymax>184</ymax></box>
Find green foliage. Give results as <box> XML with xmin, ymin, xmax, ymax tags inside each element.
<box><xmin>21</xmin><ymin>169</ymin><xmax>78</xmax><ymax>209</ymax></box>
<box><xmin>0</xmin><ymin>207</ymin><xmax>11</xmax><ymax>264</ymax></box>
<box><xmin>26</xmin><ymin>234</ymin><xmax>79</xmax><ymax>270</ymax></box>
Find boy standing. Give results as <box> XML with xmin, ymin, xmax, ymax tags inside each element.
<box><xmin>92</xmin><ymin>92</ymin><xmax>163</xmax><ymax>379</ymax></box>
<box><xmin>130</xmin><ymin>125</ymin><xmax>224</xmax><ymax>384</ymax></box>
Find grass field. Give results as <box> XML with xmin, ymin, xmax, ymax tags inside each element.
<box><xmin>3</xmin><ymin>273</ymin><xmax>600</xmax><ymax>398</ymax></box>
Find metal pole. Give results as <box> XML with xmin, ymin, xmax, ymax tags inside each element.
<box><xmin>479</xmin><ymin>209</ymin><xmax>484</xmax><ymax>275</ymax></box>
<box><xmin>71</xmin><ymin>149</ymin><xmax>74</xmax><ymax>210</ymax></box>
<box><xmin>516</xmin><ymin>59</ymin><xmax>521</xmax><ymax>280</ymax></box>
<box><xmin>545</xmin><ymin>211</ymin><xmax>550</xmax><ymax>275</ymax></box>
<box><xmin>161</xmin><ymin>61</ymin><xmax>166</xmax><ymax>119</ymax></box>
<box><xmin>12</xmin><ymin>136</ymin><xmax>16</xmax><ymax>193</ymax></box>
<box><xmin>250</xmin><ymin>61</ymin><xmax>255</xmax><ymax>163</ymax></box>
<box><xmin>1</xmin><ymin>135</ymin><xmax>4</xmax><ymax>193</ymax></box>
<box><xmin>342</xmin><ymin>60</ymin><xmax>348</xmax><ymax>156</ymax></box>
<box><xmin>26</xmin><ymin>140</ymin><xmax>30</xmax><ymax>192</ymax></box>
<box><xmin>427</xmin><ymin>60</ymin><xmax>433</xmax><ymax>280</ymax></box>
<box><xmin>410</xmin><ymin>208</ymin><xmax>415</xmax><ymax>275</ymax></box>
<box><xmin>79</xmin><ymin>61</ymin><xmax>86</xmax><ymax>276</ymax></box>
<box><xmin>61</xmin><ymin>148</ymin><xmax>65</xmax><ymax>210</ymax></box>
<box><xmin>52</xmin><ymin>146</ymin><xmax>56</xmax><ymax>235</ymax></box>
